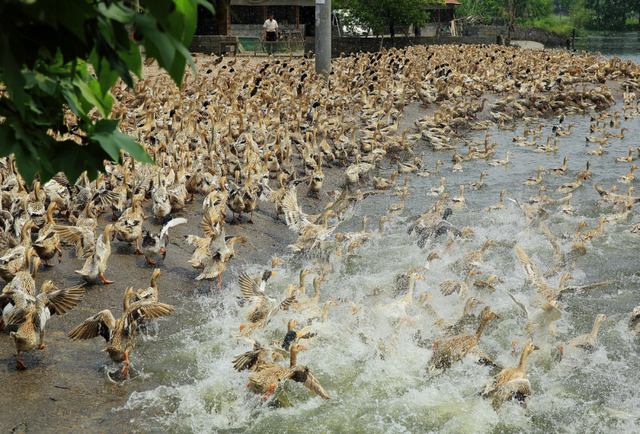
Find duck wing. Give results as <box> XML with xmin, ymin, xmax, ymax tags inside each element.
<box><xmin>39</xmin><ymin>283</ymin><xmax>86</xmax><ymax>316</ymax></box>
<box><xmin>280</xmin><ymin>365</ymin><xmax>331</xmax><ymax>399</ymax></box>
<box><xmin>282</xmin><ymin>188</ymin><xmax>312</xmax><ymax>234</ymax></box>
<box><xmin>54</xmin><ymin>225</ymin><xmax>95</xmax><ymax>259</ymax></box>
<box><xmin>160</xmin><ymin>217</ymin><xmax>187</xmax><ymax>242</ymax></box>
<box><xmin>515</xmin><ymin>244</ymin><xmax>544</xmax><ymax>287</ymax></box>
<box><xmin>67</xmin><ymin>309</ymin><xmax>116</xmax><ymax>342</ymax></box>
<box><xmin>0</xmin><ymin>289</ymin><xmax>34</xmax><ymax>325</ymax></box>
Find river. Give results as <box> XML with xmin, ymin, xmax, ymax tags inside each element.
<box><xmin>119</xmin><ymin>37</ymin><xmax>640</xmax><ymax>433</ymax></box>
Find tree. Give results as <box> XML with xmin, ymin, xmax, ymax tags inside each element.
<box><xmin>0</xmin><ymin>0</ymin><xmax>214</xmax><ymax>185</ymax></box>
<box><xmin>337</xmin><ymin>0</ymin><xmax>431</xmax><ymax>39</ymax></box>
<box><xmin>455</xmin><ymin>0</ymin><xmax>553</xmax><ymax>26</ymax></box>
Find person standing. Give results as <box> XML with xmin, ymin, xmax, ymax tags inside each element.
<box><xmin>263</xmin><ymin>13</ymin><xmax>278</xmax><ymax>56</ymax></box>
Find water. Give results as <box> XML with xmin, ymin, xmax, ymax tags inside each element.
<box><xmin>121</xmin><ymin>38</ymin><xmax>640</xmax><ymax>432</ymax></box>
<box><xmin>574</xmin><ymin>34</ymin><xmax>640</xmax><ymax>64</ymax></box>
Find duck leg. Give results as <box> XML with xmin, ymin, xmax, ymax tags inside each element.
<box><xmin>134</xmin><ymin>240</ymin><xmax>144</xmax><ymax>255</ymax></box>
<box><xmin>145</xmin><ymin>256</ymin><xmax>157</xmax><ymax>265</ymax></box>
<box><xmin>216</xmin><ymin>272</ymin><xmax>222</xmax><ymax>290</ymax></box>
<box><xmin>248</xmin><ymin>212</ymin><xmax>254</xmax><ymax>224</ymax></box>
<box><xmin>0</xmin><ymin>318</ymin><xmax>4</xmax><ymax>331</ymax></box>
<box><xmin>43</xmin><ymin>260</ymin><xmax>55</xmax><ymax>267</ymax></box>
<box><xmin>121</xmin><ymin>350</ymin><xmax>130</xmax><ymax>377</ymax></box>
<box><xmin>55</xmin><ymin>245</ymin><xmax>63</xmax><ymax>263</ymax></box>
<box><xmin>161</xmin><ymin>248</ymin><xmax>167</xmax><ymax>260</ymax></box>
<box><xmin>16</xmin><ymin>351</ymin><xmax>26</xmax><ymax>369</ymax></box>
<box><xmin>100</xmin><ymin>273</ymin><xmax>115</xmax><ymax>284</ymax></box>
<box><xmin>262</xmin><ymin>383</ymin><xmax>277</xmax><ymax>400</ymax></box>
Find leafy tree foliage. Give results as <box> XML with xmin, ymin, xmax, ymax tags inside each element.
<box><xmin>336</xmin><ymin>0</ymin><xmax>430</xmax><ymax>38</ymax></box>
<box><xmin>0</xmin><ymin>0</ymin><xmax>213</xmax><ymax>184</ymax></box>
<box><xmin>456</xmin><ymin>0</ymin><xmax>553</xmax><ymax>26</ymax></box>
<box><xmin>585</xmin><ymin>0</ymin><xmax>634</xmax><ymax>30</ymax></box>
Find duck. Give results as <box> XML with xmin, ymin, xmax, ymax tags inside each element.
<box><xmin>376</xmin><ymin>272</ymin><xmax>424</xmax><ymax>317</ymax></box>
<box><xmin>347</xmin><ymin>216</ymin><xmax>393</xmax><ymax>253</ymax></box>
<box><xmin>67</xmin><ymin>286</ymin><xmax>174</xmax><ymax>377</ymax></box>
<box><xmin>372</xmin><ymin>171</ymin><xmax>398</xmax><ymax>190</ymax></box>
<box><xmin>523</xmin><ymin>167</ymin><xmax>547</xmax><ymax>185</ymax></box>
<box><xmin>577</xmin><ymin>161</ymin><xmax>592</xmax><ymax>179</ymax></box>
<box><xmin>5</xmin><ymin>280</ymin><xmax>86</xmax><ymax>369</ymax></box>
<box><xmin>534</xmin><ymin>136</ymin><xmax>559</xmax><ymax>153</ymax></box>
<box><xmin>32</xmin><ymin>203</ymin><xmax>63</xmax><ymax>267</ymax></box>
<box><xmin>440</xmin><ymin>269</ymin><xmax>483</xmax><ymax>300</ymax></box>
<box><xmin>197</xmin><ymin>235</ymin><xmax>248</xmax><ymax>289</ymax></box>
<box><xmin>615</xmin><ymin>148</ymin><xmax>636</xmax><ymax>163</ymax></box>
<box><xmin>556</xmin><ymin>173</ymin><xmax>587</xmax><ymax>193</ymax></box>
<box><xmin>555</xmin><ymin>123</ymin><xmax>574</xmax><ymax>136</ymax></box>
<box><xmin>559</xmin><ymin>194</ymin><xmax>574</xmax><ymax>215</ymax></box>
<box><xmin>454</xmin><ymin>239</ymin><xmax>499</xmax><ymax>275</ymax></box>
<box><xmin>115</xmin><ymin>194</ymin><xmax>145</xmax><ymax>255</ymax></box>
<box><xmin>473</xmin><ymin>275</ymin><xmax>504</xmax><ymax>294</ymax></box>
<box><xmin>429</xmin><ymin>306</ymin><xmax>501</xmax><ymax>371</ymax></box>
<box><xmin>238</xmin><ymin>271</ymin><xmax>296</xmax><ymax>325</ymax></box>
<box><xmin>488</xmin><ymin>151</ymin><xmax>514</xmax><ymax>167</ymax></box>
<box><xmin>397</xmin><ymin>157</ymin><xmax>421</xmax><ymax>173</ymax></box>
<box><xmin>528</xmin><ymin>186</ymin><xmax>547</xmax><ymax>204</ymax></box>
<box><xmin>478</xmin><ymin>340</ymin><xmax>539</xmax><ymax>411</ymax></box>
<box><xmin>415</xmin><ymin>209</ymin><xmax>473</xmax><ymax>247</ymax></box>
<box><xmin>72</xmin><ymin>224</ymin><xmax>117</xmax><ymax>284</ymax></box>
<box><xmin>552</xmin><ymin>156</ymin><xmax>569</xmax><ymax>175</ymax></box>
<box><xmin>619</xmin><ymin>164</ymin><xmax>637</xmax><ymax>184</ymax></box>
<box><xmin>395</xmin><ymin>253</ymin><xmax>441</xmax><ymax>294</ymax></box>
<box><xmin>449</xmin><ymin>185</ymin><xmax>465</xmax><ymax>207</ymax></box>
<box><xmin>562</xmin><ymin>221</ymin><xmax>589</xmax><ymax>241</ymax></box>
<box><xmin>392</xmin><ymin>176</ymin><xmax>411</xmax><ymax>196</ymax></box>
<box><xmin>296</xmin><ymin>276</ymin><xmax>326</xmax><ymax>313</ymax></box>
<box><xmin>305</xmin><ymin>299</ymin><xmax>340</xmax><ymax>323</ymax></box>
<box><xmin>502</xmin><ymin>286</ymin><xmax>563</xmax><ymax>339</ymax></box>
<box><xmin>484</xmin><ymin>189</ymin><xmax>510</xmax><ymax>212</ymax></box>
<box><xmin>0</xmin><ymin>246</ymin><xmax>27</xmax><ymax>283</ymax></box>
<box><xmin>387</xmin><ymin>192</ymin><xmax>409</xmax><ymax>216</ymax></box>
<box><xmin>517</xmin><ymin>135</ymin><xmax>542</xmax><ymax>147</ymax></box>
<box><xmin>559</xmin><ymin>313</ymin><xmax>611</xmax><ymax>356</ymax></box>
<box><xmin>141</xmin><ymin>217</ymin><xmax>187</xmax><ymax>265</ymax></box>
<box><xmin>134</xmin><ymin>268</ymin><xmax>162</xmax><ymax>302</ymax></box>
<box><xmin>580</xmin><ymin>217</ymin><xmax>608</xmax><ymax>241</ymax></box>
<box><xmin>417</xmin><ymin>160</ymin><xmax>442</xmax><ymax>177</ymax></box>
<box><xmin>514</xmin><ymin>245</ymin><xmax>573</xmax><ymax>304</ymax></box>
<box><xmin>629</xmin><ymin>306</ymin><xmax>640</xmax><ymax>335</ymax></box>
<box><xmin>428</xmin><ymin>177</ymin><xmax>448</xmax><ymax>196</ymax></box>
<box><xmin>151</xmin><ymin>171</ymin><xmax>171</xmax><ymax>220</ymax></box>
<box><xmin>308</xmin><ymin>154</ymin><xmax>324</xmax><ymax>199</ymax></box>
<box><xmin>428</xmin><ymin>297</ymin><xmax>484</xmax><ymax>337</ymax></box>
<box><xmin>247</xmin><ymin>342</ymin><xmax>330</xmax><ymax>400</ymax></box>
<box><xmin>469</xmin><ymin>172</ymin><xmax>488</xmax><ymax>190</ymax></box>
<box><xmin>232</xmin><ymin>340</ymin><xmax>283</xmax><ymax>372</ymax></box>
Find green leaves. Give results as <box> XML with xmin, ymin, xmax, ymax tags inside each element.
<box><xmin>0</xmin><ymin>0</ymin><xmax>213</xmax><ymax>184</ymax></box>
<box><xmin>93</xmin><ymin>119</ymin><xmax>155</xmax><ymax>165</ymax></box>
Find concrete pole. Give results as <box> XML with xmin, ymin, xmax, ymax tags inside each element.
<box><xmin>315</xmin><ymin>0</ymin><xmax>331</xmax><ymax>78</ymax></box>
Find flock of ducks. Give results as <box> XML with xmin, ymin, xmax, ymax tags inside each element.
<box><xmin>2</xmin><ymin>43</ymin><xmax>640</xmax><ymax>414</ymax></box>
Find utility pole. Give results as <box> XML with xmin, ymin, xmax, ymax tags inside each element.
<box><xmin>315</xmin><ymin>0</ymin><xmax>331</xmax><ymax>78</ymax></box>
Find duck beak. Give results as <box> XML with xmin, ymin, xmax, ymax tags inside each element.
<box><xmin>271</xmin><ymin>271</ymin><xmax>276</xmax><ymax>276</ymax></box>
<box><xmin>274</xmin><ymin>353</ymin><xmax>283</xmax><ymax>358</ymax></box>
<box><xmin>533</xmin><ymin>346</ymin><xmax>541</xmax><ymax>351</ymax></box>
<box><xmin>495</xmin><ymin>315</ymin><xmax>501</xmax><ymax>320</ymax></box>
<box><xmin>418</xmin><ymin>275</ymin><xmax>425</xmax><ymax>280</ymax></box>
<box><xmin>605</xmin><ymin>317</ymin><xmax>612</xmax><ymax>322</ymax></box>
<box><xmin>300</xmin><ymin>346</ymin><xmax>310</xmax><ymax>351</ymax></box>
<box><xmin>296</xmin><ymin>321</ymin><xmax>302</xmax><ymax>326</ymax></box>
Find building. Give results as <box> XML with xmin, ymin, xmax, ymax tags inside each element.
<box><xmin>196</xmin><ymin>0</ymin><xmax>316</xmax><ymax>38</ymax></box>
<box><xmin>420</xmin><ymin>0</ymin><xmax>461</xmax><ymax>37</ymax></box>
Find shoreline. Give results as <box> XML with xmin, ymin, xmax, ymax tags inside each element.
<box><xmin>0</xmin><ymin>43</ymin><xmax>634</xmax><ymax>433</ymax></box>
